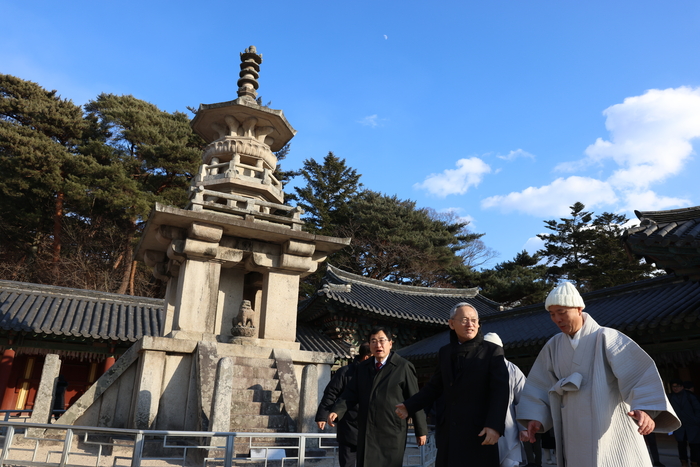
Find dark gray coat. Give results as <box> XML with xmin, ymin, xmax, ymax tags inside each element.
<box><xmin>333</xmin><ymin>352</ymin><xmax>428</xmax><ymax>467</ymax></box>
<box><xmin>670</xmin><ymin>390</ymin><xmax>700</xmax><ymax>444</ymax></box>
<box><xmin>315</xmin><ymin>360</ymin><xmax>360</xmax><ymax>446</ymax></box>
<box><xmin>403</xmin><ymin>330</ymin><xmax>510</xmax><ymax>467</ymax></box>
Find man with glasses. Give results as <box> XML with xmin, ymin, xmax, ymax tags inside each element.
<box><xmin>395</xmin><ymin>302</ymin><xmax>509</xmax><ymax>467</ymax></box>
<box><xmin>328</xmin><ymin>326</ymin><xmax>427</xmax><ymax>467</ymax></box>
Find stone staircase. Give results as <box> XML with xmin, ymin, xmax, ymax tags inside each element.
<box><xmin>228</xmin><ymin>355</ymin><xmax>295</xmax><ymax>456</ymax></box>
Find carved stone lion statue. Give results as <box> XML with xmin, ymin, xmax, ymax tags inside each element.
<box><xmin>236</xmin><ymin>300</ymin><xmax>256</xmax><ymax>328</ymax></box>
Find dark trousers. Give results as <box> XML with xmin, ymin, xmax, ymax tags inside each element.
<box><xmin>677</xmin><ymin>433</ymin><xmax>700</xmax><ymax>463</ymax></box>
<box><xmin>338</xmin><ymin>442</ymin><xmax>357</xmax><ymax>467</ymax></box>
<box><xmin>524</xmin><ymin>433</ymin><xmax>542</xmax><ymax>466</ymax></box>
<box><xmin>644</xmin><ymin>433</ymin><xmax>661</xmax><ymax>464</ymax></box>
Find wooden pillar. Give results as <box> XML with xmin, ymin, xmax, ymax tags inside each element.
<box><xmin>0</xmin><ymin>348</ymin><xmax>16</xmax><ymax>410</ymax></box>
<box><xmin>102</xmin><ymin>356</ymin><xmax>115</xmax><ymax>374</ymax></box>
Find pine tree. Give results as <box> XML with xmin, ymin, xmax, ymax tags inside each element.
<box><xmin>0</xmin><ymin>74</ymin><xmax>95</xmax><ymax>271</ymax></box>
<box><xmin>84</xmin><ymin>93</ymin><xmax>204</xmax><ymax>294</ymax></box>
<box><xmin>537</xmin><ymin>202</ymin><xmax>659</xmax><ymax>291</ymax></box>
<box><xmin>292</xmin><ymin>152</ymin><xmax>362</xmax><ymax>234</ymax></box>
<box><xmin>475</xmin><ymin>251</ymin><xmax>552</xmax><ymax>307</ymax></box>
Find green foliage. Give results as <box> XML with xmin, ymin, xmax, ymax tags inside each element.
<box><xmin>0</xmin><ymin>74</ymin><xmax>95</xmax><ymax>259</ymax></box>
<box><xmin>84</xmin><ymin>93</ymin><xmax>203</xmax><ymax>221</ymax></box>
<box><xmin>333</xmin><ymin>191</ymin><xmax>480</xmax><ymax>286</ymax></box>
<box><xmin>476</xmin><ymin>250</ymin><xmax>552</xmax><ymax>307</ymax></box>
<box><xmin>292</xmin><ymin>152</ymin><xmax>362</xmax><ymax>234</ymax></box>
<box><xmin>537</xmin><ymin>202</ymin><xmax>658</xmax><ymax>291</ymax></box>
<box><xmin>0</xmin><ymin>77</ymin><xmax>203</xmax><ymax>295</ymax></box>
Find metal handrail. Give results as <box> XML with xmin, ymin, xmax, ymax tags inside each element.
<box><xmin>0</xmin><ymin>421</ymin><xmax>434</xmax><ymax>467</ymax></box>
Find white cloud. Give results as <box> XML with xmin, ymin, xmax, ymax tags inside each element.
<box><xmin>620</xmin><ymin>189</ymin><xmax>690</xmax><ymax>212</ymax></box>
<box><xmin>485</xmin><ymin>86</ymin><xmax>700</xmax><ymax>217</ymax></box>
<box><xmin>565</xmin><ymin>87</ymin><xmax>700</xmax><ymax>188</ymax></box>
<box><xmin>358</xmin><ymin>114</ymin><xmax>383</xmax><ymax>128</ymax></box>
<box><xmin>414</xmin><ymin>157</ymin><xmax>491</xmax><ymax>197</ymax></box>
<box><xmin>497</xmin><ymin>149</ymin><xmax>535</xmax><ymax>161</ymax></box>
<box><xmin>481</xmin><ymin>176</ymin><xmax>617</xmax><ymax>217</ymax></box>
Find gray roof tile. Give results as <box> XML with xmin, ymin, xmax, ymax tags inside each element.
<box><xmin>299</xmin><ymin>265</ymin><xmax>502</xmax><ymax>325</ymax></box>
<box><xmin>399</xmin><ymin>274</ymin><xmax>700</xmax><ymax>359</ymax></box>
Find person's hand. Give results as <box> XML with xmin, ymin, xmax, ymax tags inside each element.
<box><xmin>519</xmin><ymin>430</ymin><xmax>529</xmax><ymax>442</ymax></box>
<box><xmin>628</xmin><ymin>409</ymin><xmax>655</xmax><ymax>435</ymax></box>
<box><xmin>417</xmin><ymin>435</ymin><xmax>427</xmax><ymax>446</ymax></box>
<box><xmin>316</xmin><ymin>421</ymin><xmax>326</xmax><ymax>430</ymax></box>
<box><xmin>479</xmin><ymin>427</ymin><xmax>500</xmax><ymax>445</ymax></box>
<box><xmin>328</xmin><ymin>412</ymin><xmax>338</xmax><ymax>427</ymax></box>
<box><xmin>395</xmin><ymin>403</ymin><xmax>409</xmax><ymax>420</ymax></box>
<box><xmin>527</xmin><ymin>420</ymin><xmax>542</xmax><ymax>443</ymax></box>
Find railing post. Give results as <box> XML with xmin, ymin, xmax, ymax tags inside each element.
<box><xmin>131</xmin><ymin>432</ymin><xmax>144</xmax><ymax>467</ymax></box>
<box><xmin>0</xmin><ymin>425</ymin><xmax>14</xmax><ymax>467</ymax></box>
<box><xmin>223</xmin><ymin>433</ymin><xmax>235</xmax><ymax>467</ymax></box>
<box><xmin>298</xmin><ymin>435</ymin><xmax>305</xmax><ymax>467</ymax></box>
<box><xmin>58</xmin><ymin>428</ymin><xmax>73</xmax><ymax>467</ymax></box>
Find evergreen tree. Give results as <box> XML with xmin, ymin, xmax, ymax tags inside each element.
<box><xmin>84</xmin><ymin>93</ymin><xmax>204</xmax><ymax>294</ymax></box>
<box><xmin>335</xmin><ymin>191</ymin><xmax>476</xmax><ymax>286</ymax></box>
<box><xmin>292</xmin><ymin>152</ymin><xmax>362</xmax><ymax>234</ymax></box>
<box><xmin>537</xmin><ymin>202</ymin><xmax>659</xmax><ymax>291</ymax></box>
<box><xmin>475</xmin><ymin>250</ymin><xmax>552</xmax><ymax>307</ymax></box>
<box><xmin>0</xmin><ymin>75</ymin><xmax>95</xmax><ymax>270</ymax></box>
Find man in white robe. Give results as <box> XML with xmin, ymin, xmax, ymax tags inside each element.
<box><xmin>517</xmin><ymin>282</ymin><xmax>680</xmax><ymax>467</ymax></box>
<box><xmin>484</xmin><ymin>332</ymin><xmax>527</xmax><ymax>467</ymax></box>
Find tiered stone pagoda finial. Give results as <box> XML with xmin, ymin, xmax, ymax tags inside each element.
<box><xmin>237</xmin><ymin>46</ymin><xmax>262</xmax><ymax>102</ymax></box>
<box><xmin>189</xmin><ymin>45</ymin><xmax>296</xmax><ymax>208</ymax></box>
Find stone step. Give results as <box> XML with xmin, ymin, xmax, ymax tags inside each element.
<box><xmin>230</xmin><ymin>389</ymin><xmax>282</xmax><ymax>403</ymax></box>
<box><xmin>231</xmin><ymin>400</ymin><xmax>283</xmax><ymax>416</ymax></box>
<box><xmin>231</xmin><ymin>365</ymin><xmax>278</xmax><ymax>379</ymax></box>
<box><xmin>231</xmin><ymin>377</ymin><xmax>280</xmax><ymax>392</ymax></box>
<box><xmin>230</xmin><ymin>414</ymin><xmax>289</xmax><ymax>431</ymax></box>
<box><xmin>230</xmin><ymin>356</ymin><xmax>277</xmax><ymax>368</ymax></box>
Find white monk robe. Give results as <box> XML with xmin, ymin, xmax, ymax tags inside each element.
<box><xmin>517</xmin><ymin>313</ymin><xmax>680</xmax><ymax>467</ymax></box>
<box><xmin>499</xmin><ymin>360</ymin><xmax>526</xmax><ymax>467</ymax></box>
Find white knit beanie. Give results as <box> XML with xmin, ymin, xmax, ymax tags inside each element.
<box><xmin>483</xmin><ymin>332</ymin><xmax>503</xmax><ymax>347</ymax></box>
<box><xmin>544</xmin><ymin>282</ymin><xmax>585</xmax><ymax>311</ymax></box>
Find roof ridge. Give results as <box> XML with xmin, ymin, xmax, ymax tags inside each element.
<box><xmin>0</xmin><ymin>280</ymin><xmax>165</xmax><ymax>306</ymax></box>
<box><xmin>326</xmin><ymin>264</ymin><xmax>480</xmax><ymax>297</ymax></box>
<box><xmin>636</xmin><ymin>206</ymin><xmax>700</xmax><ymax>223</ymax></box>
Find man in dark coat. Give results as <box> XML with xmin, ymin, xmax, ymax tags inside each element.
<box><xmin>396</xmin><ymin>302</ymin><xmax>510</xmax><ymax>467</ymax></box>
<box><xmin>315</xmin><ymin>342</ymin><xmax>372</xmax><ymax>467</ymax></box>
<box><xmin>669</xmin><ymin>379</ymin><xmax>700</xmax><ymax>467</ymax></box>
<box><xmin>329</xmin><ymin>326</ymin><xmax>428</xmax><ymax>467</ymax></box>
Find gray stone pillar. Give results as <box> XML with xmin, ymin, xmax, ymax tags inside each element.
<box><xmin>131</xmin><ymin>350</ymin><xmax>165</xmax><ymax>429</ymax></box>
<box><xmin>210</xmin><ymin>357</ymin><xmax>233</xmax><ymax>431</ymax></box>
<box><xmin>298</xmin><ymin>364</ymin><xmax>318</xmax><ymax>433</ymax></box>
<box><xmin>172</xmin><ymin>258</ymin><xmax>222</xmax><ymax>339</ymax></box>
<box><xmin>28</xmin><ymin>354</ymin><xmax>61</xmax><ymax>430</ymax></box>
<box><xmin>260</xmin><ymin>270</ymin><xmax>299</xmax><ymax>342</ymax></box>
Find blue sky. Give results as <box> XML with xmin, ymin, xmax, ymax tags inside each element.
<box><xmin>3</xmin><ymin>1</ymin><xmax>700</xmax><ymax>269</ymax></box>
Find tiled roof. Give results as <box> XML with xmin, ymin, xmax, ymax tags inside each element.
<box><xmin>298</xmin><ymin>265</ymin><xmax>502</xmax><ymax>325</ymax></box>
<box><xmin>0</xmin><ymin>280</ymin><xmax>164</xmax><ymax>342</ymax></box>
<box><xmin>296</xmin><ymin>325</ymin><xmax>352</xmax><ymax>358</ymax></box>
<box><xmin>0</xmin><ymin>279</ymin><xmax>358</xmax><ymax>357</ymax></box>
<box><xmin>625</xmin><ymin>206</ymin><xmax>700</xmax><ymax>281</ymax></box>
<box><xmin>399</xmin><ymin>274</ymin><xmax>700</xmax><ymax>359</ymax></box>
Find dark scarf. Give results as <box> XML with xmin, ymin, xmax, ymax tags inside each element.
<box><xmin>450</xmin><ymin>329</ymin><xmax>484</xmax><ymax>374</ymax></box>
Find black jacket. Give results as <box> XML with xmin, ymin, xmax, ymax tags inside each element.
<box><xmin>315</xmin><ymin>359</ymin><xmax>360</xmax><ymax>446</ymax></box>
<box><xmin>333</xmin><ymin>352</ymin><xmax>428</xmax><ymax>467</ymax></box>
<box><xmin>403</xmin><ymin>330</ymin><xmax>510</xmax><ymax>467</ymax></box>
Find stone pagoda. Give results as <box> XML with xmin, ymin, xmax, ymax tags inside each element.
<box><xmin>53</xmin><ymin>46</ymin><xmax>350</xmax><ymax>444</ymax></box>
